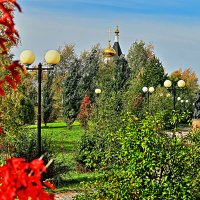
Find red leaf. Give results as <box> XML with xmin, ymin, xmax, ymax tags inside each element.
<box><xmin>0</xmin><ymin>82</ymin><xmax>5</xmax><ymax>97</ymax></box>
<box><xmin>0</xmin><ymin>37</ymin><xmax>8</xmax><ymax>54</ymax></box>
<box><xmin>0</xmin><ymin>157</ymin><xmax>55</xmax><ymax>199</ymax></box>
<box><xmin>7</xmin><ymin>60</ymin><xmax>25</xmax><ymax>72</ymax></box>
<box><xmin>43</xmin><ymin>181</ymin><xmax>56</xmax><ymax>190</ymax></box>
<box><xmin>0</xmin><ymin>1</ymin><xmax>21</xmax><ymax>12</ymax></box>
<box><xmin>5</xmin><ymin>75</ymin><xmax>16</xmax><ymax>90</ymax></box>
<box><xmin>11</xmin><ymin>69</ymin><xmax>20</xmax><ymax>83</ymax></box>
<box><xmin>5</xmin><ymin>27</ymin><xmax>17</xmax><ymax>44</ymax></box>
<box><xmin>0</xmin><ymin>88</ymin><xmax>4</xmax><ymax>97</ymax></box>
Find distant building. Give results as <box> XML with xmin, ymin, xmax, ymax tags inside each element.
<box><xmin>103</xmin><ymin>28</ymin><xmax>116</xmax><ymax>62</ymax></box>
<box><xmin>103</xmin><ymin>23</ymin><xmax>123</xmax><ymax>62</ymax></box>
<box><xmin>113</xmin><ymin>24</ymin><xmax>122</xmax><ymax>59</ymax></box>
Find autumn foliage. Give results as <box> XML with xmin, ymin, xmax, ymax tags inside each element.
<box><xmin>0</xmin><ymin>1</ymin><xmax>55</xmax><ymax>199</ymax></box>
<box><xmin>0</xmin><ymin>157</ymin><xmax>55</xmax><ymax>200</ymax></box>
<box><xmin>0</xmin><ymin>0</ymin><xmax>25</xmax><ymax>97</ymax></box>
<box><xmin>170</xmin><ymin>67</ymin><xmax>198</xmax><ymax>89</ymax></box>
<box><xmin>77</xmin><ymin>94</ymin><xmax>91</xmax><ymax>128</ymax></box>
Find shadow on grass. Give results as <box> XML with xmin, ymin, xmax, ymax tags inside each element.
<box><xmin>27</xmin><ymin>124</ymin><xmax>80</xmax><ymax>129</ymax></box>
<box><xmin>42</xmin><ymin>126</ymin><xmax>67</xmax><ymax>129</ymax></box>
<box><xmin>48</xmin><ymin>139</ymin><xmax>79</xmax><ymax>154</ymax></box>
<box><xmin>60</xmin><ymin>173</ymin><xmax>98</xmax><ymax>186</ymax></box>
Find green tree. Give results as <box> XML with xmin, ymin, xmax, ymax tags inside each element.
<box><xmin>113</xmin><ymin>54</ymin><xmax>130</xmax><ymax>92</ymax></box>
<box><xmin>42</xmin><ymin>71</ymin><xmax>54</xmax><ymax>127</ymax></box>
<box><xmin>63</xmin><ymin>58</ymin><xmax>81</xmax><ymax>128</ymax></box>
<box><xmin>53</xmin><ymin>44</ymin><xmax>77</xmax><ymax>120</ymax></box>
<box><xmin>141</xmin><ymin>55</ymin><xmax>165</xmax><ymax>87</ymax></box>
<box><xmin>77</xmin><ymin>60</ymin><xmax>127</xmax><ymax>169</ymax></box>
<box><xmin>127</xmin><ymin>41</ymin><xmax>153</xmax><ymax>75</ymax></box>
<box><xmin>79</xmin><ymin>45</ymin><xmax>102</xmax><ymax>102</ymax></box>
<box><xmin>125</xmin><ymin>42</ymin><xmax>165</xmax><ymax>118</ymax></box>
<box><xmin>17</xmin><ymin>73</ymin><xmax>36</xmax><ymax>124</ymax></box>
<box><xmin>19</xmin><ymin>97</ymin><xmax>35</xmax><ymax>125</ymax></box>
<box><xmin>0</xmin><ymin>72</ymin><xmax>36</xmax><ymax>130</ymax></box>
<box><xmin>56</xmin><ymin>44</ymin><xmax>76</xmax><ymax>75</ymax></box>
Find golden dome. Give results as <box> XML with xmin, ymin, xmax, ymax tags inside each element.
<box><xmin>103</xmin><ymin>40</ymin><xmax>116</xmax><ymax>57</ymax></box>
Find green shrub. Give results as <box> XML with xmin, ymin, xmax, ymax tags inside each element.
<box><xmin>78</xmin><ymin>113</ymin><xmax>200</xmax><ymax>199</ymax></box>
<box><xmin>19</xmin><ymin>96</ymin><xmax>35</xmax><ymax>125</ymax></box>
<box><xmin>0</xmin><ymin>129</ymin><xmax>69</xmax><ymax>185</ymax></box>
<box><xmin>76</xmin><ymin>91</ymin><xmax>126</xmax><ymax>170</ymax></box>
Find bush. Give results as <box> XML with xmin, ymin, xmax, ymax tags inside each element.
<box><xmin>78</xmin><ymin>113</ymin><xmax>200</xmax><ymax>199</ymax></box>
<box><xmin>76</xmin><ymin>90</ymin><xmax>126</xmax><ymax>170</ymax></box>
<box><xmin>0</xmin><ymin>129</ymin><xmax>69</xmax><ymax>186</ymax></box>
<box><xmin>19</xmin><ymin>97</ymin><xmax>35</xmax><ymax>125</ymax></box>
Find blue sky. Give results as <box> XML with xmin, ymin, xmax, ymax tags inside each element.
<box><xmin>12</xmin><ymin>0</ymin><xmax>200</xmax><ymax>79</ymax></box>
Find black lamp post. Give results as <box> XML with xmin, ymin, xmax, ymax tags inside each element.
<box><xmin>95</xmin><ymin>88</ymin><xmax>101</xmax><ymax>117</ymax></box>
<box><xmin>142</xmin><ymin>86</ymin><xmax>155</xmax><ymax>111</ymax></box>
<box><xmin>20</xmin><ymin>50</ymin><xmax>60</xmax><ymax>156</ymax></box>
<box><xmin>164</xmin><ymin>79</ymin><xmax>186</xmax><ymax>111</ymax></box>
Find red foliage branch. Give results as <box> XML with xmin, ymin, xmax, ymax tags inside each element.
<box><xmin>0</xmin><ymin>0</ymin><xmax>25</xmax><ymax>97</ymax></box>
<box><xmin>0</xmin><ymin>157</ymin><xmax>55</xmax><ymax>200</ymax></box>
<box><xmin>78</xmin><ymin>94</ymin><xmax>91</xmax><ymax>128</ymax></box>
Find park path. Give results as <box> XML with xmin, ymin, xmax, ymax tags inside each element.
<box><xmin>55</xmin><ymin>191</ymin><xmax>79</xmax><ymax>200</ymax></box>
<box><xmin>165</xmin><ymin>126</ymin><xmax>191</xmax><ymax>138</ymax></box>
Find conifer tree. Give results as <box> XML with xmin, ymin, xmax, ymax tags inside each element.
<box><xmin>113</xmin><ymin>54</ymin><xmax>131</xmax><ymax>92</ymax></box>
<box><xmin>79</xmin><ymin>45</ymin><xmax>102</xmax><ymax>102</ymax></box>
<box><xmin>63</xmin><ymin>58</ymin><xmax>81</xmax><ymax>128</ymax></box>
<box><xmin>42</xmin><ymin>71</ymin><xmax>54</xmax><ymax>127</ymax></box>
<box><xmin>141</xmin><ymin>55</ymin><xmax>165</xmax><ymax>87</ymax></box>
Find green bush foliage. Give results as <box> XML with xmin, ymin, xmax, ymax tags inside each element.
<box><xmin>19</xmin><ymin>96</ymin><xmax>35</xmax><ymax>125</ymax></box>
<box><xmin>0</xmin><ymin>129</ymin><xmax>69</xmax><ymax>185</ymax></box>
<box><xmin>77</xmin><ymin>113</ymin><xmax>200</xmax><ymax>199</ymax></box>
<box><xmin>76</xmin><ymin>90</ymin><xmax>125</xmax><ymax>170</ymax></box>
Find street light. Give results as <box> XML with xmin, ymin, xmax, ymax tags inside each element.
<box><xmin>177</xmin><ymin>96</ymin><xmax>181</xmax><ymax>101</ymax></box>
<box><xmin>20</xmin><ymin>50</ymin><xmax>60</xmax><ymax>156</ymax></box>
<box><xmin>142</xmin><ymin>86</ymin><xmax>155</xmax><ymax>110</ymax></box>
<box><xmin>95</xmin><ymin>88</ymin><xmax>101</xmax><ymax>94</ymax></box>
<box><xmin>181</xmin><ymin>99</ymin><xmax>189</xmax><ymax>109</ymax></box>
<box><xmin>164</xmin><ymin>79</ymin><xmax>185</xmax><ymax>111</ymax></box>
<box><xmin>95</xmin><ymin>88</ymin><xmax>101</xmax><ymax>118</ymax></box>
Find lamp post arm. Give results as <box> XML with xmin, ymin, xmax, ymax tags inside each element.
<box><xmin>41</xmin><ymin>67</ymin><xmax>54</xmax><ymax>70</ymax></box>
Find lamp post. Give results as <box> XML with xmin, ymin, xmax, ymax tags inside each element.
<box><xmin>164</xmin><ymin>79</ymin><xmax>185</xmax><ymax>111</ymax></box>
<box><xmin>20</xmin><ymin>50</ymin><xmax>60</xmax><ymax>156</ymax></box>
<box><xmin>95</xmin><ymin>88</ymin><xmax>101</xmax><ymax>118</ymax></box>
<box><xmin>181</xmin><ymin>99</ymin><xmax>189</xmax><ymax>109</ymax></box>
<box><xmin>142</xmin><ymin>86</ymin><xmax>155</xmax><ymax>110</ymax></box>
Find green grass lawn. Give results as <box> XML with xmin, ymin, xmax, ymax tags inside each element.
<box><xmin>29</xmin><ymin>121</ymin><xmax>96</xmax><ymax>192</ymax></box>
<box><xmin>42</xmin><ymin>121</ymin><xmax>83</xmax><ymax>165</ymax></box>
